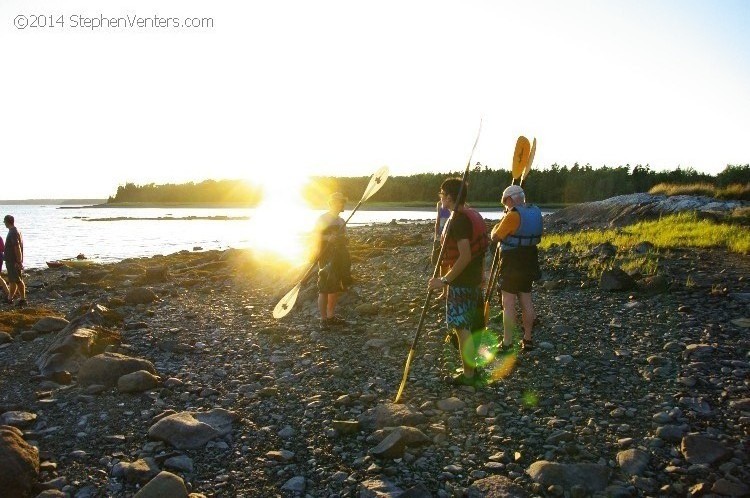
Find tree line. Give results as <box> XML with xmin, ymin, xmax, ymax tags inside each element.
<box><xmin>108</xmin><ymin>164</ymin><xmax>749</xmax><ymax>205</ymax></box>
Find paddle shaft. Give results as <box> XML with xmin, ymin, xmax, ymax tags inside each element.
<box><xmin>395</xmin><ymin>120</ymin><xmax>482</xmax><ymax>403</ymax></box>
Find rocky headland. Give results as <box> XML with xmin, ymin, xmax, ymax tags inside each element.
<box><xmin>0</xmin><ymin>196</ymin><xmax>749</xmax><ymax>497</ymax></box>
<box><xmin>546</xmin><ymin>193</ymin><xmax>747</xmax><ymax>230</ymax></box>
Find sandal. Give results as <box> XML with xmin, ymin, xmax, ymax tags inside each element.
<box><xmin>327</xmin><ymin>315</ymin><xmax>348</xmax><ymax>326</ymax></box>
<box><xmin>450</xmin><ymin>373</ymin><xmax>479</xmax><ymax>387</ymax></box>
<box><xmin>521</xmin><ymin>339</ymin><xmax>535</xmax><ymax>351</ymax></box>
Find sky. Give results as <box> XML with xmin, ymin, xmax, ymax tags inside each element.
<box><xmin>1</xmin><ymin>0</ymin><xmax>749</xmax><ymax>199</ymax></box>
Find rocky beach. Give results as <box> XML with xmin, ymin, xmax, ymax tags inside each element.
<box><xmin>1</xmin><ymin>197</ymin><xmax>749</xmax><ymax>497</ymax></box>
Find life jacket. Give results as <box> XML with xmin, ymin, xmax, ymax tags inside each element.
<box><xmin>441</xmin><ymin>208</ymin><xmax>489</xmax><ymax>266</ymax></box>
<box><xmin>500</xmin><ymin>205</ymin><xmax>543</xmax><ymax>250</ymax></box>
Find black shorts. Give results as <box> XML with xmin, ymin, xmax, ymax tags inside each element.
<box><xmin>499</xmin><ymin>275</ymin><xmax>533</xmax><ymax>294</ymax></box>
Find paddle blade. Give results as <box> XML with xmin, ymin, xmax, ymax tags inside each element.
<box><xmin>361</xmin><ymin>166</ymin><xmax>390</xmax><ymax>202</ymax></box>
<box><xmin>394</xmin><ymin>348</ymin><xmax>416</xmax><ymax>403</ymax></box>
<box><xmin>272</xmin><ymin>282</ymin><xmax>302</xmax><ymax>319</ymax></box>
<box><xmin>512</xmin><ymin>136</ymin><xmax>531</xmax><ymax>181</ymax></box>
<box><xmin>522</xmin><ymin>137</ymin><xmax>536</xmax><ymax>184</ymax></box>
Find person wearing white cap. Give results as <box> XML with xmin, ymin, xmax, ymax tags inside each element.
<box><xmin>490</xmin><ymin>185</ymin><xmax>543</xmax><ymax>351</ymax></box>
<box><xmin>314</xmin><ymin>192</ymin><xmax>352</xmax><ymax>331</ymax></box>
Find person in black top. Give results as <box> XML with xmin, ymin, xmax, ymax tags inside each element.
<box><xmin>428</xmin><ymin>178</ymin><xmax>488</xmax><ymax>386</ymax></box>
<box><xmin>4</xmin><ymin>215</ymin><xmax>26</xmax><ymax>307</ymax></box>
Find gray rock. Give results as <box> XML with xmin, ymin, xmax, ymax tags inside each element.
<box><xmin>0</xmin><ymin>331</ymin><xmax>11</xmax><ymax>344</ymax></box>
<box><xmin>281</xmin><ymin>475</ymin><xmax>306</xmax><ymax>494</ymax></box>
<box><xmin>125</xmin><ymin>287</ymin><xmax>159</xmax><ymax>305</ymax></box>
<box><xmin>32</xmin><ymin>317</ymin><xmax>69</xmax><ymax>333</ymax></box>
<box><xmin>0</xmin><ymin>411</ymin><xmax>37</xmax><ymax>428</ymax></box>
<box><xmin>164</xmin><ymin>455</ymin><xmax>194</xmax><ymax>473</ymax></box>
<box><xmin>600</xmin><ymin>268</ymin><xmax>637</xmax><ymax>291</ymax></box>
<box><xmin>711</xmin><ymin>478</ymin><xmax>749</xmax><ymax>497</ymax></box>
<box><xmin>729</xmin><ymin>398</ymin><xmax>750</xmax><ymax>411</ymax></box>
<box><xmin>370</xmin><ymin>426</ymin><xmax>430</xmax><ymax>459</ymax></box>
<box><xmin>616</xmin><ymin>449</ymin><xmax>650</xmax><ymax>476</ymax></box>
<box><xmin>527</xmin><ymin>460</ymin><xmax>610</xmax><ymax>493</ymax></box>
<box><xmin>133</xmin><ymin>471</ymin><xmax>188</xmax><ymax>498</ymax></box>
<box><xmin>111</xmin><ymin>458</ymin><xmax>159</xmax><ymax>484</ymax></box>
<box><xmin>466</xmin><ymin>475</ymin><xmax>529</xmax><ymax>497</ymax></box>
<box><xmin>681</xmin><ymin>434</ymin><xmax>732</xmax><ymax>464</ymax></box>
<box><xmin>358</xmin><ymin>403</ymin><xmax>427</xmax><ymax>430</ymax></box>
<box><xmin>678</xmin><ymin>397</ymin><xmax>712</xmax><ymax>416</ymax></box>
<box><xmin>117</xmin><ymin>370</ymin><xmax>159</xmax><ymax>393</ymax></box>
<box><xmin>78</xmin><ymin>353</ymin><xmax>156</xmax><ymax>387</ymax></box>
<box><xmin>656</xmin><ymin>425</ymin><xmax>686</xmax><ymax>443</ymax></box>
<box><xmin>147</xmin><ymin>409</ymin><xmax>238</xmax><ymax>449</ymax></box>
<box><xmin>359</xmin><ymin>478</ymin><xmax>404</xmax><ymax>497</ymax></box>
<box><xmin>436</xmin><ymin>397</ymin><xmax>466</xmax><ymax>412</ymax></box>
<box><xmin>0</xmin><ymin>425</ymin><xmax>39</xmax><ymax>498</ymax></box>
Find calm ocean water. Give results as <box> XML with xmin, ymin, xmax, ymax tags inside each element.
<box><xmin>2</xmin><ymin>205</ymin><xmax>538</xmax><ymax>269</ymax></box>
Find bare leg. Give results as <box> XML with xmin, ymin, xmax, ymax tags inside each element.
<box><xmin>518</xmin><ymin>292</ymin><xmax>535</xmax><ymax>341</ymax></box>
<box><xmin>455</xmin><ymin>328</ymin><xmax>475</xmax><ymax>378</ymax></box>
<box><xmin>8</xmin><ymin>282</ymin><xmax>18</xmax><ymax>301</ymax></box>
<box><xmin>326</xmin><ymin>293</ymin><xmax>339</xmax><ymax>318</ymax></box>
<box><xmin>0</xmin><ymin>276</ymin><xmax>9</xmax><ymax>297</ymax></box>
<box><xmin>501</xmin><ymin>291</ymin><xmax>518</xmax><ymax>347</ymax></box>
<box><xmin>318</xmin><ymin>293</ymin><xmax>328</xmax><ymax>320</ymax></box>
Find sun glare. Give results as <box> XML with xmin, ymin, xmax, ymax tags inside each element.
<box><xmin>246</xmin><ymin>174</ymin><xmax>319</xmax><ymax>263</ymax></box>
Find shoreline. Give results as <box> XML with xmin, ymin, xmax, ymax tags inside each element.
<box><xmin>1</xmin><ymin>222</ymin><xmax>748</xmax><ymax>496</ymax></box>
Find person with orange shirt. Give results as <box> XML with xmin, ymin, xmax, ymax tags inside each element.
<box><xmin>490</xmin><ymin>185</ymin><xmax>542</xmax><ymax>351</ymax></box>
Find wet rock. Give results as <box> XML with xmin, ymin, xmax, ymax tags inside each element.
<box><xmin>133</xmin><ymin>471</ymin><xmax>188</xmax><ymax>498</ymax></box>
<box><xmin>0</xmin><ymin>331</ymin><xmax>11</xmax><ymax>344</ymax></box>
<box><xmin>0</xmin><ymin>425</ymin><xmax>39</xmax><ymax>498</ymax></box>
<box><xmin>355</xmin><ymin>303</ymin><xmax>379</xmax><ymax>316</ymax></box>
<box><xmin>117</xmin><ymin>370</ymin><xmax>160</xmax><ymax>393</ymax></box>
<box><xmin>680</xmin><ymin>434</ymin><xmax>732</xmax><ymax>464</ymax></box>
<box><xmin>78</xmin><ymin>353</ymin><xmax>156</xmax><ymax>387</ymax></box>
<box><xmin>147</xmin><ymin>409</ymin><xmax>238</xmax><ymax>449</ymax></box>
<box><xmin>527</xmin><ymin>460</ymin><xmax>610</xmax><ymax>493</ymax></box>
<box><xmin>616</xmin><ymin>449</ymin><xmax>650</xmax><ymax>476</ymax></box>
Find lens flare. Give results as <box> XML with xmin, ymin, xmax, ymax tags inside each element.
<box><xmin>246</xmin><ymin>173</ymin><xmax>318</xmax><ymax>263</ymax></box>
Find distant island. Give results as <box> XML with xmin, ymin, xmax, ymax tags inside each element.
<box><xmin>99</xmin><ymin>164</ymin><xmax>748</xmax><ymax>207</ymax></box>
<box><xmin>0</xmin><ymin>199</ymin><xmax>107</xmax><ymax>206</ymax></box>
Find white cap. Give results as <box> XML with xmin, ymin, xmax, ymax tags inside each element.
<box><xmin>502</xmin><ymin>185</ymin><xmax>525</xmax><ymax>202</ymax></box>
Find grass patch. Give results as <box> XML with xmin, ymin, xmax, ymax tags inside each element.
<box><xmin>649</xmin><ymin>182</ymin><xmax>750</xmax><ymax>200</ymax></box>
<box><xmin>0</xmin><ymin>306</ymin><xmax>59</xmax><ymax>334</ymax></box>
<box><xmin>543</xmin><ymin>212</ymin><xmax>750</xmax><ymax>255</ymax></box>
<box><xmin>542</xmin><ymin>213</ymin><xmax>749</xmax><ymax>277</ymax></box>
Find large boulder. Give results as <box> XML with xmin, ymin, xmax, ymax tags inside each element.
<box><xmin>78</xmin><ymin>353</ymin><xmax>156</xmax><ymax>387</ymax></box>
<box><xmin>148</xmin><ymin>409</ymin><xmax>238</xmax><ymax>449</ymax></box>
<box><xmin>0</xmin><ymin>425</ymin><xmax>40</xmax><ymax>497</ymax></box>
<box><xmin>36</xmin><ymin>305</ymin><xmax>123</xmax><ymax>378</ymax></box>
